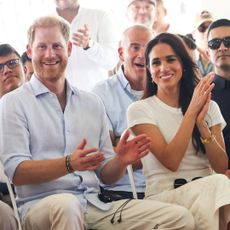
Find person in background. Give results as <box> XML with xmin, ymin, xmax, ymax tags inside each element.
<box><xmin>54</xmin><ymin>0</ymin><xmax>118</xmax><ymax>91</ymax></box>
<box><xmin>0</xmin><ymin>44</ymin><xmax>24</xmax><ymax>97</ymax></box>
<box><xmin>178</xmin><ymin>34</ymin><xmax>199</xmax><ymax>63</ymax></box>
<box><xmin>152</xmin><ymin>0</ymin><xmax>170</xmax><ymax>35</ymax></box>
<box><xmin>125</xmin><ymin>0</ymin><xmax>170</xmax><ymax>35</ymax></box>
<box><xmin>0</xmin><ymin>15</ymin><xmax>195</xmax><ymax>230</ymax></box>
<box><xmin>0</xmin><ymin>43</ymin><xmax>25</xmax><ymax>230</ymax></box>
<box><xmin>207</xmin><ymin>19</ymin><xmax>230</xmax><ymax>170</ymax></box>
<box><xmin>127</xmin><ymin>32</ymin><xmax>230</xmax><ymax>230</ymax></box>
<box><xmin>192</xmin><ymin>10</ymin><xmax>214</xmax><ymax>77</ymax></box>
<box><xmin>21</xmin><ymin>51</ymin><xmax>34</xmax><ymax>81</ymax></box>
<box><xmin>126</xmin><ymin>0</ymin><xmax>157</xmax><ymax>28</ymax></box>
<box><xmin>93</xmin><ymin>25</ymin><xmax>152</xmax><ymax>199</ymax></box>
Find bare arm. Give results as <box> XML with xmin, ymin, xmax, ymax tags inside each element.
<box><xmin>131</xmin><ymin>74</ymin><xmax>215</xmax><ymax>171</ymax></box>
<box><xmin>100</xmin><ymin>130</ymin><xmax>150</xmax><ymax>184</ymax></box>
<box><xmin>13</xmin><ymin>139</ymin><xmax>105</xmax><ymax>186</ymax></box>
<box><xmin>131</xmin><ymin>110</ymin><xmax>197</xmax><ymax>171</ymax></box>
<box><xmin>196</xmin><ymin>91</ymin><xmax>228</xmax><ymax>173</ymax></box>
<box><xmin>110</xmin><ymin>130</ymin><xmax>143</xmax><ymax>170</ymax></box>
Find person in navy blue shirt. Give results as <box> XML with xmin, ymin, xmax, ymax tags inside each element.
<box><xmin>207</xmin><ymin>18</ymin><xmax>230</xmax><ymax>168</ymax></box>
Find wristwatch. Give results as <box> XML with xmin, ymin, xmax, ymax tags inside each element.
<box><xmin>83</xmin><ymin>38</ymin><xmax>94</xmax><ymax>50</ymax></box>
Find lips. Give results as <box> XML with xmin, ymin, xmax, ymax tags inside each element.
<box><xmin>159</xmin><ymin>73</ymin><xmax>174</xmax><ymax>80</ymax></box>
<box><xmin>42</xmin><ymin>61</ymin><xmax>59</xmax><ymax>65</ymax></box>
<box><xmin>134</xmin><ymin>63</ymin><xmax>145</xmax><ymax>68</ymax></box>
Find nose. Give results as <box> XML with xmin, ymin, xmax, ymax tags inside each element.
<box><xmin>160</xmin><ymin>61</ymin><xmax>169</xmax><ymax>71</ymax></box>
<box><xmin>218</xmin><ymin>41</ymin><xmax>227</xmax><ymax>52</ymax></box>
<box><xmin>137</xmin><ymin>46</ymin><xmax>145</xmax><ymax>58</ymax></box>
<box><xmin>139</xmin><ymin>7</ymin><xmax>147</xmax><ymax>13</ymax></box>
<box><xmin>44</xmin><ymin>47</ymin><xmax>55</xmax><ymax>58</ymax></box>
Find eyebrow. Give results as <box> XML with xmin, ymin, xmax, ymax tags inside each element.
<box><xmin>151</xmin><ymin>55</ymin><xmax>178</xmax><ymax>60</ymax></box>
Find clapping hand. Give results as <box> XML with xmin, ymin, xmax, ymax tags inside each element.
<box><xmin>72</xmin><ymin>24</ymin><xmax>90</xmax><ymax>49</ymax></box>
<box><xmin>115</xmin><ymin>129</ymin><xmax>151</xmax><ymax>166</ymax></box>
<box><xmin>70</xmin><ymin>139</ymin><xmax>105</xmax><ymax>171</ymax></box>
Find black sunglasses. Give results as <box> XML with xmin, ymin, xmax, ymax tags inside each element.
<box><xmin>208</xmin><ymin>36</ymin><xmax>230</xmax><ymax>50</ymax></box>
<box><xmin>197</xmin><ymin>22</ymin><xmax>211</xmax><ymax>33</ymax></box>
<box><xmin>0</xmin><ymin>59</ymin><xmax>20</xmax><ymax>73</ymax></box>
<box><xmin>174</xmin><ymin>177</ymin><xmax>202</xmax><ymax>189</ymax></box>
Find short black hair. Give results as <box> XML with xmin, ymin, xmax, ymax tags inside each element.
<box><xmin>207</xmin><ymin>18</ymin><xmax>230</xmax><ymax>38</ymax></box>
<box><xmin>0</xmin><ymin>44</ymin><xmax>20</xmax><ymax>58</ymax></box>
<box><xmin>21</xmin><ymin>51</ymin><xmax>31</xmax><ymax>65</ymax></box>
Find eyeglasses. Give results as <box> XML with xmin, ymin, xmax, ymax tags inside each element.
<box><xmin>197</xmin><ymin>22</ymin><xmax>211</xmax><ymax>33</ymax></box>
<box><xmin>174</xmin><ymin>177</ymin><xmax>202</xmax><ymax>189</ymax></box>
<box><xmin>0</xmin><ymin>59</ymin><xmax>20</xmax><ymax>74</ymax></box>
<box><xmin>208</xmin><ymin>36</ymin><xmax>230</xmax><ymax>50</ymax></box>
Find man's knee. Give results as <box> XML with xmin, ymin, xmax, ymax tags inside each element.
<box><xmin>50</xmin><ymin>193</ymin><xmax>83</xmax><ymax>219</ymax></box>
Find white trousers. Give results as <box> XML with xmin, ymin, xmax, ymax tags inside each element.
<box><xmin>22</xmin><ymin>193</ymin><xmax>195</xmax><ymax>230</ymax></box>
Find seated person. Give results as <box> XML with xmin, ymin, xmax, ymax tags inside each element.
<box><xmin>0</xmin><ymin>15</ymin><xmax>195</xmax><ymax>230</ymax></box>
<box><xmin>127</xmin><ymin>32</ymin><xmax>230</xmax><ymax>230</ymax></box>
<box><xmin>21</xmin><ymin>51</ymin><xmax>33</xmax><ymax>81</ymax></box>
<box><xmin>93</xmin><ymin>25</ymin><xmax>152</xmax><ymax>199</ymax></box>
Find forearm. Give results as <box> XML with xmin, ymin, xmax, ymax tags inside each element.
<box><xmin>198</xmin><ymin>124</ymin><xmax>228</xmax><ymax>173</ymax></box>
<box><xmin>160</xmin><ymin>110</ymin><xmax>197</xmax><ymax>171</ymax></box>
<box><xmin>13</xmin><ymin>157</ymin><xmax>67</xmax><ymax>186</ymax></box>
<box><xmin>99</xmin><ymin>156</ymin><xmax>127</xmax><ymax>185</ymax></box>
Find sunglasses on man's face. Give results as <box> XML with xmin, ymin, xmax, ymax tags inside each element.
<box><xmin>208</xmin><ymin>36</ymin><xmax>230</xmax><ymax>50</ymax></box>
<box><xmin>0</xmin><ymin>59</ymin><xmax>20</xmax><ymax>74</ymax></box>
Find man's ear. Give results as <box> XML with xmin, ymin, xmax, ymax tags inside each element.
<box><xmin>118</xmin><ymin>47</ymin><xmax>125</xmax><ymax>62</ymax></box>
<box><xmin>68</xmin><ymin>41</ymin><xmax>72</xmax><ymax>57</ymax></box>
<box><xmin>26</xmin><ymin>44</ymin><xmax>32</xmax><ymax>59</ymax></box>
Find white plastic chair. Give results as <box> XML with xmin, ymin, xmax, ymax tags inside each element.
<box><xmin>127</xmin><ymin>164</ymin><xmax>138</xmax><ymax>199</ymax></box>
<box><xmin>0</xmin><ymin>163</ymin><xmax>22</xmax><ymax>230</ymax></box>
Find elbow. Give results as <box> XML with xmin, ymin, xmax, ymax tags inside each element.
<box><xmin>163</xmin><ymin>162</ymin><xmax>180</xmax><ymax>172</ymax></box>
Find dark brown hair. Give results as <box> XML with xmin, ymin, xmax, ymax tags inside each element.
<box><xmin>144</xmin><ymin>32</ymin><xmax>205</xmax><ymax>153</ymax></box>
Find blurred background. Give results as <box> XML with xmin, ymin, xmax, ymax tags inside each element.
<box><xmin>0</xmin><ymin>0</ymin><xmax>229</xmax><ymax>54</ymax></box>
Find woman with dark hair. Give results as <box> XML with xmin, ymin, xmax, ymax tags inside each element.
<box><xmin>127</xmin><ymin>33</ymin><xmax>230</xmax><ymax>230</ymax></box>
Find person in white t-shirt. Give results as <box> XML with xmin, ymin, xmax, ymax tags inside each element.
<box><xmin>127</xmin><ymin>32</ymin><xmax>230</xmax><ymax>230</ymax></box>
<box><xmin>54</xmin><ymin>0</ymin><xmax>118</xmax><ymax>91</ymax></box>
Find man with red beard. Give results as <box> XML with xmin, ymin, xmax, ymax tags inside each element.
<box><xmin>0</xmin><ymin>16</ymin><xmax>195</xmax><ymax>230</ymax></box>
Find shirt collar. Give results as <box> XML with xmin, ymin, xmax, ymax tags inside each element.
<box><xmin>29</xmin><ymin>74</ymin><xmax>76</xmax><ymax>97</ymax></box>
<box><xmin>214</xmin><ymin>74</ymin><xmax>230</xmax><ymax>89</ymax></box>
<box><xmin>117</xmin><ymin>65</ymin><xmax>131</xmax><ymax>92</ymax></box>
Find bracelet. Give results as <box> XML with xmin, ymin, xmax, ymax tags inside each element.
<box><xmin>65</xmin><ymin>155</ymin><xmax>74</xmax><ymax>173</ymax></box>
<box><xmin>200</xmin><ymin>132</ymin><xmax>216</xmax><ymax>144</ymax></box>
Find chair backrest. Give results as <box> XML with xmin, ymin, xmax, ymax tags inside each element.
<box><xmin>0</xmin><ymin>163</ymin><xmax>22</xmax><ymax>230</ymax></box>
<box><xmin>126</xmin><ymin>164</ymin><xmax>138</xmax><ymax>199</ymax></box>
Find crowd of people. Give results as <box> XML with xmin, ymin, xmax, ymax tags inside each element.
<box><xmin>0</xmin><ymin>0</ymin><xmax>229</xmax><ymax>229</ymax></box>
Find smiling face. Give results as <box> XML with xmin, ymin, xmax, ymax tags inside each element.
<box><xmin>27</xmin><ymin>25</ymin><xmax>72</xmax><ymax>85</ymax></box>
<box><xmin>119</xmin><ymin>27</ymin><xmax>152</xmax><ymax>85</ymax></box>
<box><xmin>0</xmin><ymin>53</ymin><xmax>24</xmax><ymax>97</ymax></box>
<box><xmin>148</xmin><ymin>43</ymin><xmax>183</xmax><ymax>94</ymax></box>
<box><xmin>208</xmin><ymin>26</ymin><xmax>230</xmax><ymax>77</ymax></box>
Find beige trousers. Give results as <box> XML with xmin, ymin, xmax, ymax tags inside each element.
<box><xmin>22</xmin><ymin>193</ymin><xmax>195</xmax><ymax>230</ymax></box>
<box><xmin>0</xmin><ymin>201</ymin><xmax>17</xmax><ymax>230</ymax></box>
